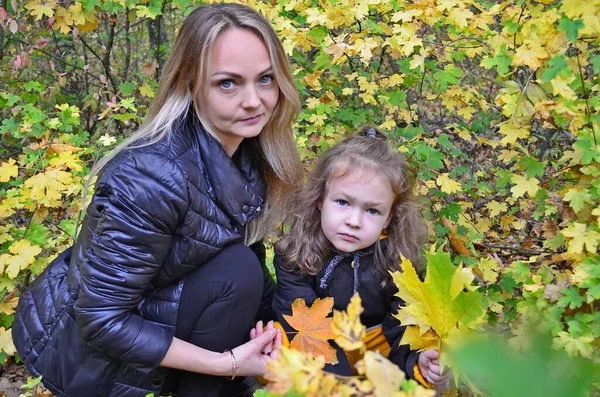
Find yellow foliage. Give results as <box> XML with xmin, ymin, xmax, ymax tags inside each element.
<box><xmin>2</xmin><ymin>240</ymin><xmax>42</xmax><ymax>279</ymax></box>
<box><xmin>0</xmin><ymin>159</ymin><xmax>18</xmax><ymax>183</ymax></box>
<box><xmin>23</xmin><ymin>169</ymin><xmax>75</xmax><ymax>207</ymax></box>
<box><xmin>332</xmin><ymin>293</ymin><xmax>366</xmax><ymax>353</ymax></box>
<box><xmin>0</xmin><ymin>327</ymin><xmax>16</xmax><ymax>356</ymax></box>
<box><xmin>436</xmin><ymin>173</ymin><xmax>463</xmax><ymax>194</ymax></box>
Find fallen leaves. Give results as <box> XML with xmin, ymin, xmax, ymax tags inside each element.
<box><xmin>284</xmin><ymin>297</ymin><xmax>337</xmax><ymax>363</ymax></box>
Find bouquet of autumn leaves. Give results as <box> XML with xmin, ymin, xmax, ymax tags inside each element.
<box><xmin>258</xmin><ymin>247</ymin><xmax>487</xmax><ymax>396</ymax></box>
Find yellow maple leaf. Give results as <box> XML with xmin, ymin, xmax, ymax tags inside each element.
<box><xmin>498</xmin><ymin>149</ymin><xmax>519</xmax><ymax>163</ymax></box>
<box><xmin>510</xmin><ymin>174</ymin><xmax>540</xmax><ymax>198</ymax></box>
<box><xmin>486</xmin><ymin>201</ymin><xmax>507</xmax><ymax>217</ymax></box>
<box><xmin>399</xmin><ymin>326</ymin><xmax>441</xmax><ymax>352</ymax></box>
<box><xmin>447</xmin><ymin>7</ymin><xmax>473</xmax><ymax>29</ymax></box>
<box><xmin>512</xmin><ymin>44</ymin><xmax>548</xmax><ymax>70</ymax></box>
<box><xmin>0</xmin><ymin>327</ymin><xmax>16</xmax><ymax>356</ymax></box>
<box><xmin>562</xmin><ymin>222</ymin><xmax>600</xmax><ymax>254</ymax></box>
<box><xmin>0</xmin><ymin>158</ymin><xmax>18</xmax><ymax>182</ymax></box>
<box><xmin>409</xmin><ymin>48</ymin><xmax>428</xmax><ymax>73</ymax></box>
<box><xmin>477</xmin><ymin>257</ymin><xmax>499</xmax><ymax>283</ymax></box>
<box><xmin>357</xmin><ymin>76</ymin><xmax>378</xmax><ymax>95</ymax></box>
<box><xmin>436</xmin><ymin>173</ymin><xmax>463</xmax><ymax>194</ymax></box>
<box><xmin>140</xmin><ymin>82</ymin><xmax>155</xmax><ymax>98</ymax></box>
<box><xmin>0</xmin><ymin>297</ymin><xmax>18</xmax><ymax>315</ymax></box>
<box><xmin>332</xmin><ymin>293</ymin><xmax>366</xmax><ymax>352</ymax></box>
<box><xmin>553</xmin><ymin>332</ymin><xmax>593</xmax><ymax>359</ymax></box>
<box><xmin>359</xmin><ymin>351</ymin><xmax>406</xmax><ymax>397</ymax></box>
<box><xmin>53</xmin><ymin>6</ymin><xmax>72</xmax><ymax>34</ymax></box>
<box><xmin>499</xmin><ymin>121</ymin><xmax>530</xmax><ymax>146</ymax></box>
<box><xmin>264</xmin><ymin>347</ymin><xmax>327</xmax><ymax>395</ymax></box>
<box><xmin>49</xmin><ymin>152</ymin><xmax>83</xmax><ymax>172</ymax></box>
<box><xmin>5</xmin><ymin>240</ymin><xmax>42</xmax><ymax>279</ymax></box>
<box><xmin>23</xmin><ymin>169</ymin><xmax>74</xmax><ymax>207</ymax></box>
<box><xmin>550</xmin><ymin>74</ymin><xmax>577</xmax><ymax>100</ymax></box>
<box><xmin>283</xmin><ymin>298</ymin><xmax>337</xmax><ymax>363</ymax></box>
<box><xmin>391</xmin><ymin>250</ymin><xmax>486</xmax><ymax>354</ymax></box>
<box><xmin>68</xmin><ymin>2</ymin><xmax>86</xmax><ymax>26</ymax></box>
<box><xmin>24</xmin><ymin>0</ymin><xmax>56</xmax><ymax>20</ymax></box>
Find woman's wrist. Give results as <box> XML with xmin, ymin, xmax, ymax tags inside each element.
<box><xmin>212</xmin><ymin>351</ymin><xmax>234</xmax><ymax>377</ymax></box>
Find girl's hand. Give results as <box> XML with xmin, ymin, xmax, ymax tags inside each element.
<box><xmin>231</xmin><ymin>320</ymin><xmax>282</xmax><ymax>376</ymax></box>
<box><xmin>418</xmin><ymin>349</ymin><xmax>451</xmax><ymax>385</ymax></box>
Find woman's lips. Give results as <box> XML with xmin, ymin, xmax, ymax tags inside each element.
<box><xmin>241</xmin><ymin>114</ymin><xmax>262</xmax><ymax>124</ymax></box>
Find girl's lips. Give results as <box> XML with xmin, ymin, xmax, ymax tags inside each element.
<box><xmin>339</xmin><ymin>233</ymin><xmax>358</xmax><ymax>242</ymax></box>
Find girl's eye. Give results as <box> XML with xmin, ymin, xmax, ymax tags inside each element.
<box><xmin>259</xmin><ymin>75</ymin><xmax>273</xmax><ymax>84</ymax></box>
<box><xmin>367</xmin><ymin>208</ymin><xmax>380</xmax><ymax>215</ymax></box>
<box><xmin>219</xmin><ymin>80</ymin><xmax>234</xmax><ymax>89</ymax></box>
<box><xmin>336</xmin><ymin>199</ymin><xmax>349</xmax><ymax>206</ymax></box>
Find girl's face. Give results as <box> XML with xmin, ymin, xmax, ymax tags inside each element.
<box><xmin>198</xmin><ymin>28</ymin><xmax>279</xmax><ymax>157</ymax></box>
<box><xmin>319</xmin><ymin>169</ymin><xmax>394</xmax><ymax>253</ymax></box>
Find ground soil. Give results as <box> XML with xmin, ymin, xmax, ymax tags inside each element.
<box><xmin>0</xmin><ymin>363</ymin><xmax>53</xmax><ymax>397</ymax></box>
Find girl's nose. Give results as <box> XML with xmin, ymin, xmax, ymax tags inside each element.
<box><xmin>345</xmin><ymin>209</ymin><xmax>361</xmax><ymax>228</ymax></box>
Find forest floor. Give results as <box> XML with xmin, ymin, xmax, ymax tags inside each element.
<box><xmin>0</xmin><ymin>363</ymin><xmax>26</xmax><ymax>397</ymax></box>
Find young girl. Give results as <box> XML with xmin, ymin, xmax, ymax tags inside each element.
<box><xmin>272</xmin><ymin>127</ymin><xmax>449</xmax><ymax>387</ymax></box>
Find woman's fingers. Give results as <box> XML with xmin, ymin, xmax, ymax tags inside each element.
<box><xmin>262</xmin><ymin>321</ymin><xmax>274</xmax><ymax>355</ymax></box>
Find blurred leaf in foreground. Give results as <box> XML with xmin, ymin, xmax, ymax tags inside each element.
<box><xmin>451</xmin><ymin>334</ymin><xmax>598</xmax><ymax>397</ymax></box>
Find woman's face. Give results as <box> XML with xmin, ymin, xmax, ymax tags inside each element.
<box><xmin>198</xmin><ymin>28</ymin><xmax>279</xmax><ymax>157</ymax></box>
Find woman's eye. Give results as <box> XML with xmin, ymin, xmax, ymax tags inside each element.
<box><xmin>336</xmin><ymin>199</ymin><xmax>348</xmax><ymax>206</ymax></box>
<box><xmin>259</xmin><ymin>75</ymin><xmax>273</xmax><ymax>84</ymax></box>
<box><xmin>219</xmin><ymin>80</ymin><xmax>234</xmax><ymax>89</ymax></box>
<box><xmin>367</xmin><ymin>208</ymin><xmax>380</xmax><ymax>215</ymax></box>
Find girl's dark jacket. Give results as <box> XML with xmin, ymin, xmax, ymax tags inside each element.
<box><xmin>272</xmin><ymin>248</ymin><xmax>419</xmax><ymax>379</ymax></box>
<box><xmin>12</xmin><ymin>113</ymin><xmax>275</xmax><ymax>397</ymax></box>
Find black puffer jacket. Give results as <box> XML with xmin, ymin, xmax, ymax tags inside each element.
<box><xmin>12</xmin><ymin>112</ymin><xmax>275</xmax><ymax>397</ymax></box>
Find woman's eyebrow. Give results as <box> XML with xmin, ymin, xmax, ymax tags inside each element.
<box><xmin>212</xmin><ymin>67</ymin><xmax>273</xmax><ymax>78</ymax></box>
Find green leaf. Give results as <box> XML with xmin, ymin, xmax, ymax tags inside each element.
<box><xmin>563</xmin><ymin>187</ymin><xmax>593</xmax><ymax>213</ymax></box>
<box><xmin>23</xmin><ymin>81</ymin><xmax>43</xmax><ymax>93</ymax></box>
<box><xmin>557</xmin><ymin>16</ymin><xmax>584</xmax><ymax>43</ymax></box>
<box><xmin>452</xmin><ymin>334</ymin><xmax>597</xmax><ymax>397</ymax></box>
<box><xmin>433</xmin><ymin>65</ymin><xmax>463</xmax><ymax>91</ymax></box>
<box><xmin>520</xmin><ymin>156</ymin><xmax>545</xmax><ymax>178</ymax></box>
<box><xmin>591</xmin><ymin>55</ymin><xmax>600</xmax><ymax>76</ymax></box>
<box><xmin>119</xmin><ymin>81</ymin><xmax>137</xmax><ymax>96</ymax></box>
<box><xmin>25</xmin><ymin>222</ymin><xmax>49</xmax><ymax>246</ymax></box>
<box><xmin>481</xmin><ymin>45</ymin><xmax>512</xmax><ymax>75</ymax></box>
<box><xmin>557</xmin><ymin>286</ymin><xmax>585</xmax><ymax>309</ymax></box>
<box><xmin>541</xmin><ymin>56</ymin><xmax>568</xmax><ymax>82</ymax></box>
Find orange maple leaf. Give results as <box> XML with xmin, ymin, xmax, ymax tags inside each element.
<box><xmin>283</xmin><ymin>297</ymin><xmax>337</xmax><ymax>364</ymax></box>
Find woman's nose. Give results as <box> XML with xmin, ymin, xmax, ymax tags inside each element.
<box><xmin>241</xmin><ymin>85</ymin><xmax>261</xmax><ymax>109</ymax></box>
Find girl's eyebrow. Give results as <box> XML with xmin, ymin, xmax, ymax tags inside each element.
<box><xmin>212</xmin><ymin>67</ymin><xmax>273</xmax><ymax>78</ymax></box>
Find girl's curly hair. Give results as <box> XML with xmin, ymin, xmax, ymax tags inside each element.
<box><xmin>278</xmin><ymin>126</ymin><xmax>427</xmax><ymax>284</ymax></box>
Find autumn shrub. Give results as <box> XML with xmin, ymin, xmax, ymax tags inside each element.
<box><xmin>0</xmin><ymin>0</ymin><xmax>599</xmax><ymax>393</ymax></box>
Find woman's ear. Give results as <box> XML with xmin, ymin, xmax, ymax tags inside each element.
<box><xmin>317</xmin><ymin>201</ymin><xmax>322</xmax><ymax>211</ymax></box>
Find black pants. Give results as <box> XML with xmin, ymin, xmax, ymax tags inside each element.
<box><xmin>163</xmin><ymin>244</ymin><xmax>263</xmax><ymax>397</ymax></box>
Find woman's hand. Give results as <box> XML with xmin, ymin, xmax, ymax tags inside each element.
<box><xmin>230</xmin><ymin>320</ymin><xmax>282</xmax><ymax>377</ymax></box>
<box><xmin>418</xmin><ymin>349</ymin><xmax>451</xmax><ymax>385</ymax></box>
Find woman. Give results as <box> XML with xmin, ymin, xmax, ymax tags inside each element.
<box><xmin>12</xmin><ymin>3</ymin><xmax>302</xmax><ymax>397</ymax></box>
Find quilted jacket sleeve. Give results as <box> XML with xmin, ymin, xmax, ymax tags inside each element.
<box><xmin>382</xmin><ymin>288</ymin><xmax>420</xmax><ymax>379</ymax></box>
<box><xmin>74</xmin><ymin>152</ymin><xmax>189</xmax><ymax>367</ymax></box>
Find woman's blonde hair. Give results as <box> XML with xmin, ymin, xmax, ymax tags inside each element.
<box><xmin>85</xmin><ymin>3</ymin><xmax>302</xmax><ymax>244</ymax></box>
<box><xmin>278</xmin><ymin>126</ymin><xmax>427</xmax><ymax>283</ymax></box>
